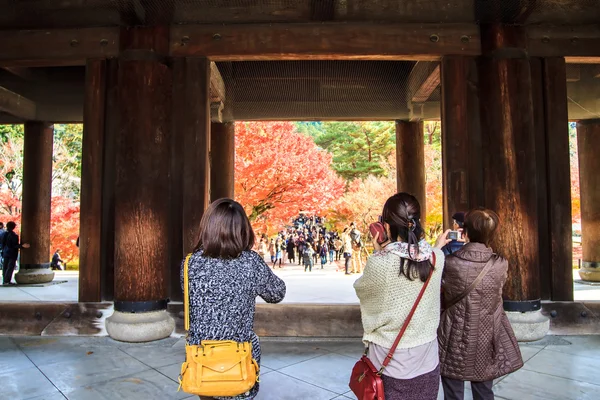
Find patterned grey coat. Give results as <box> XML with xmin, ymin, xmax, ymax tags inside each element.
<box><xmin>438</xmin><ymin>242</ymin><xmax>523</xmax><ymax>382</ymax></box>
<box><xmin>181</xmin><ymin>250</ymin><xmax>286</xmax><ymax>399</ymax></box>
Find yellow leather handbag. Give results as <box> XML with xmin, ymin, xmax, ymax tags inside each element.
<box><xmin>178</xmin><ymin>254</ymin><xmax>259</xmax><ymax>397</ymax></box>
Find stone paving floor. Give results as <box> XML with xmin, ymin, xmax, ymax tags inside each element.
<box><xmin>0</xmin><ymin>263</ymin><xmax>598</xmax><ymax>303</ymax></box>
<box><xmin>2</xmin><ymin>335</ymin><xmax>600</xmax><ymax>400</ymax></box>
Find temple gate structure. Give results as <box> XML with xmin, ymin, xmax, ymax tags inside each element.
<box><xmin>1</xmin><ymin>0</ymin><xmax>599</xmax><ymax>341</ymax></box>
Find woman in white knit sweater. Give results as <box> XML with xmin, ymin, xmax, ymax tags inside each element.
<box><xmin>354</xmin><ymin>192</ymin><xmax>450</xmax><ymax>400</ymax></box>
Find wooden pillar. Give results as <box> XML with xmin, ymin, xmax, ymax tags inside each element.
<box><xmin>577</xmin><ymin>120</ymin><xmax>600</xmax><ymax>282</ymax></box>
<box><xmin>107</xmin><ymin>26</ymin><xmax>174</xmax><ymax>342</ymax></box>
<box><xmin>16</xmin><ymin>122</ymin><xmax>55</xmax><ymax>284</ymax></box>
<box><xmin>478</xmin><ymin>24</ymin><xmax>541</xmax><ymax>309</ymax></box>
<box><xmin>79</xmin><ymin>59</ymin><xmax>106</xmax><ymax>302</ymax></box>
<box><xmin>172</xmin><ymin>57</ymin><xmax>210</xmax><ymax>253</ymax></box>
<box><xmin>100</xmin><ymin>59</ymin><xmax>119</xmax><ymax>301</ymax></box>
<box><xmin>395</xmin><ymin>120</ymin><xmax>426</xmax><ymax>221</ymax></box>
<box><xmin>441</xmin><ymin>56</ymin><xmax>483</xmax><ymax>229</ymax></box>
<box><xmin>530</xmin><ymin>57</ymin><xmax>551</xmax><ymax>300</ymax></box>
<box><xmin>543</xmin><ymin>58</ymin><xmax>573</xmax><ymax>300</ymax></box>
<box><xmin>170</xmin><ymin>57</ymin><xmax>210</xmax><ymax>301</ymax></box>
<box><xmin>210</xmin><ymin>122</ymin><xmax>235</xmax><ymax>202</ymax></box>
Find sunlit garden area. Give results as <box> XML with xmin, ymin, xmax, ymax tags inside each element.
<box><xmin>0</xmin><ymin>120</ymin><xmax>588</xmax><ymax>291</ymax></box>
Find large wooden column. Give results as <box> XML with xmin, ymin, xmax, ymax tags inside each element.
<box><xmin>15</xmin><ymin>122</ymin><xmax>55</xmax><ymax>284</ymax></box>
<box><xmin>170</xmin><ymin>57</ymin><xmax>210</xmax><ymax>301</ymax></box>
<box><xmin>577</xmin><ymin>120</ymin><xmax>600</xmax><ymax>282</ymax></box>
<box><xmin>531</xmin><ymin>58</ymin><xmax>574</xmax><ymax>299</ymax></box>
<box><xmin>79</xmin><ymin>59</ymin><xmax>106</xmax><ymax>302</ymax></box>
<box><xmin>395</xmin><ymin>121</ymin><xmax>426</xmax><ymax>221</ymax></box>
<box><xmin>440</xmin><ymin>56</ymin><xmax>483</xmax><ymax>229</ymax></box>
<box><xmin>210</xmin><ymin>122</ymin><xmax>235</xmax><ymax>202</ymax></box>
<box><xmin>478</xmin><ymin>24</ymin><xmax>542</xmax><ymax>319</ymax></box>
<box><xmin>106</xmin><ymin>26</ymin><xmax>174</xmax><ymax>342</ymax></box>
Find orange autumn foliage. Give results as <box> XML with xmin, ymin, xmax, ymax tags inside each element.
<box><xmin>234</xmin><ymin>121</ymin><xmax>344</xmax><ymax>235</ymax></box>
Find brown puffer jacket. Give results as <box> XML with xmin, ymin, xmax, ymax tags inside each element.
<box><xmin>438</xmin><ymin>242</ymin><xmax>523</xmax><ymax>381</ymax></box>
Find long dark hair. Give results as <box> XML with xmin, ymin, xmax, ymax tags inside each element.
<box><xmin>194</xmin><ymin>198</ymin><xmax>255</xmax><ymax>259</ymax></box>
<box><xmin>381</xmin><ymin>192</ymin><xmax>432</xmax><ymax>282</ymax></box>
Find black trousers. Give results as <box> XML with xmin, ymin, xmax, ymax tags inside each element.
<box><xmin>441</xmin><ymin>376</ymin><xmax>494</xmax><ymax>400</ymax></box>
<box><xmin>344</xmin><ymin>255</ymin><xmax>351</xmax><ymax>273</ymax></box>
<box><xmin>2</xmin><ymin>257</ymin><xmax>17</xmax><ymax>284</ymax></box>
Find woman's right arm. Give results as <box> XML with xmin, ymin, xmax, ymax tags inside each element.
<box><xmin>254</xmin><ymin>252</ymin><xmax>286</xmax><ymax>303</ymax></box>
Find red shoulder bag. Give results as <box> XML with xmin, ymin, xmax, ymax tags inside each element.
<box><xmin>348</xmin><ymin>254</ymin><xmax>435</xmax><ymax>400</ymax></box>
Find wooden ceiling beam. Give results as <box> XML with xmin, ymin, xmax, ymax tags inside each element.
<box><xmin>210</xmin><ymin>62</ymin><xmax>226</xmax><ymax>103</ymax></box>
<box><xmin>0</xmin><ymin>27</ymin><xmax>119</xmax><ymax>67</ymax></box>
<box><xmin>528</xmin><ymin>25</ymin><xmax>600</xmax><ymax>58</ymax></box>
<box><xmin>408</xmin><ymin>62</ymin><xmax>441</xmax><ymax>103</ymax></box>
<box><xmin>171</xmin><ymin>23</ymin><xmax>480</xmax><ymax>61</ymax></box>
<box><xmin>1</xmin><ymin>23</ymin><xmax>600</xmax><ymax>66</ymax></box>
<box><xmin>0</xmin><ymin>86</ymin><xmax>36</xmax><ymax>120</ymax></box>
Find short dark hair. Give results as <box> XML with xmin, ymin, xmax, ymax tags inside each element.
<box><xmin>6</xmin><ymin>221</ymin><xmax>16</xmax><ymax>231</ymax></box>
<box><xmin>464</xmin><ymin>208</ymin><xmax>500</xmax><ymax>246</ymax></box>
<box><xmin>194</xmin><ymin>198</ymin><xmax>255</xmax><ymax>259</ymax></box>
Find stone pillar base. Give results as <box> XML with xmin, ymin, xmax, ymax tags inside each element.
<box><xmin>579</xmin><ymin>262</ymin><xmax>600</xmax><ymax>282</ymax></box>
<box><xmin>506</xmin><ymin>309</ymin><xmax>549</xmax><ymax>342</ymax></box>
<box><xmin>14</xmin><ymin>268</ymin><xmax>55</xmax><ymax>284</ymax></box>
<box><xmin>106</xmin><ymin>310</ymin><xmax>175</xmax><ymax>343</ymax></box>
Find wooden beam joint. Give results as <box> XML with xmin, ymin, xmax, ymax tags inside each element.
<box><xmin>0</xmin><ymin>86</ymin><xmax>36</xmax><ymax>120</ymax></box>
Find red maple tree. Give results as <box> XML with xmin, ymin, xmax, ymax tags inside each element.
<box><xmin>234</xmin><ymin>121</ymin><xmax>344</xmax><ymax>235</ymax></box>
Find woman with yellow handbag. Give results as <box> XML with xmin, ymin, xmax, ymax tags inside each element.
<box><xmin>180</xmin><ymin>198</ymin><xmax>286</xmax><ymax>400</ymax></box>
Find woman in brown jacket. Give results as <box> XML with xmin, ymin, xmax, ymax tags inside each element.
<box><xmin>438</xmin><ymin>209</ymin><xmax>523</xmax><ymax>400</ymax></box>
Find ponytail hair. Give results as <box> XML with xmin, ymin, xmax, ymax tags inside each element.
<box><xmin>382</xmin><ymin>192</ymin><xmax>431</xmax><ymax>282</ymax></box>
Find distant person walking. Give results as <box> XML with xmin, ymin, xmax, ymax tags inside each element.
<box><xmin>51</xmin><ymin>249</ymin><xmax>65</xmax><ymax>271</ymax></box>
<box><xmin>0</xmin><ymin>222</ymin><xmax>6</xmax><ymax>266</ymax></box>
<box><xmin>1</xmin><ymin>222</ymin><xmax>30</xmax><ymax>285</ymax></box>
<box><xmin>286</xmin><ymin>238</ymin><xmax>296</xmax><ymax>264</ymax></box>
<box><xmin>268</xmin><ymin>239</ymin><xmax>276</xmax><ymax>266</ymax></box>
<box><xmin>303</xmin><ymin>243</ymin><xmax>315</xmax><ymax>272</ymax></box>
<box><xmin>349</xmin><ymin>222</ymin><xmax>363</xmax><ymax>274</ymax></box>
<box><xmin>342</xmin><ymin>227</ymin><xmax>353</xmax><ymax>275</ymax></box>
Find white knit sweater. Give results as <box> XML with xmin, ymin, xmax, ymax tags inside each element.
<box><xmin>354</xmin><ymin>247</ymin><xmax>444</xmax><ymax>349</ymax></box>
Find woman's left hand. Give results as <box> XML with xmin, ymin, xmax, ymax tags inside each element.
<box><xmin>434</xmin><ymin>230</ymin><xmax>452</xmax><ymax>249</ymax></box>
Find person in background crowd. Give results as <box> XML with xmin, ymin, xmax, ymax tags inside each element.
<box><xmin>274</xmin><ymin>238</ymin><xmax>283</xmax><ymax>268</ymax></box>
<box><xmin>296</xmin><ymin>237</ymin><xmax>305</xmax><ymax>265</ymax></box>
<box><xmin>328</xmin><ymin>235</ymin><xmax>336</xmax><ymax>264</ymax></box>
<box><xmin>1</xmin><ymin>222</ymin><xmax>30</xmax><ymax>285</ymax></box>
<box><xmin>312</xmin><ymin>237</ymin><xmax>319</xmax><ymax>265</ymax></box>
<box><xmin>0</xmin><ymin>222</ymin><xmax>5</xmax><ymax>266</ymax></box>
<box><xmin>354</xmin><ymin>193</ymin><xmax>448</xmax><ymax>400</ymax></box>
<box><xmin>334</xmin><ymin>235</ymin><xmax>343</xmax><ymax>261</ymax></box>
<box><xmin>350</xmin><ymin>222</ymin><xmax>364</xmax><ymax>274</ymax></box>
<box><xmin>319</xmin><ymin>238</ymin><xmax>328</xmax><ymax>269</ymax></box>
<box><xmin>342</xmin><ymin>227</ymin><xmax>353</xmax><ymax>275</ymax></box>
<box><xmin>181</xmin><ymin>198</ymin><xmax>286</xmax><ymax>400</ymax></box>
<box><xmin>286</xmin><ymin>237</ymin><xmax>296</xmax><ymax>264</ymax></box>
<box><xmin>51</xmin><ymin>249</ymin><xmax>65</xmax><ymax>271</ymax></box>
<box><xmin>438</xmin><ymin>209</ymin><xmax>523</xmax><ymax>400</ymax></box>
<box><xmin>442</xmin><ymin>212</ymin><xmax>466</xmax><ymax>256</ymax></box>
<box><xmin>268</xmin><ymin>238</ymin><xmax>276</xmax><ymax>267</ymax></box>
<box><xmin>258</xmin><ymin>236</ymin><xmax>268</xmax><ymax>262</ymax></box>
<box><xmin>303</xmin><ymin>243</ymin><xmax>315</xmax><ymax>272</ymax></box>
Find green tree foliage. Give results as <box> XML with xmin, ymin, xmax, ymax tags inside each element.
<box><xmin>297</xmin><ymin>121</ymin><xmax>396</xmax><ymax>181</ymax></box>
<box><xmin>53</xmin><ymin>124</ymin><xmax>83</xmax><ymax>198</ymax></box>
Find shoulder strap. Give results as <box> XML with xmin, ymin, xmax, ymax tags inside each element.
<box><xmin>381</xmin><ymin>252</ymin><xmax>436</xmax><ymax>370</ymax></box>
<box><xmin>444</xmin><ymin>254</ymin><xmax>496</xmax><ymax>311</ymax></box>
<box><xmin>183</xmin><ymin>253</ymin><xmax>193</xmax><ymax>332</ymax></box>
